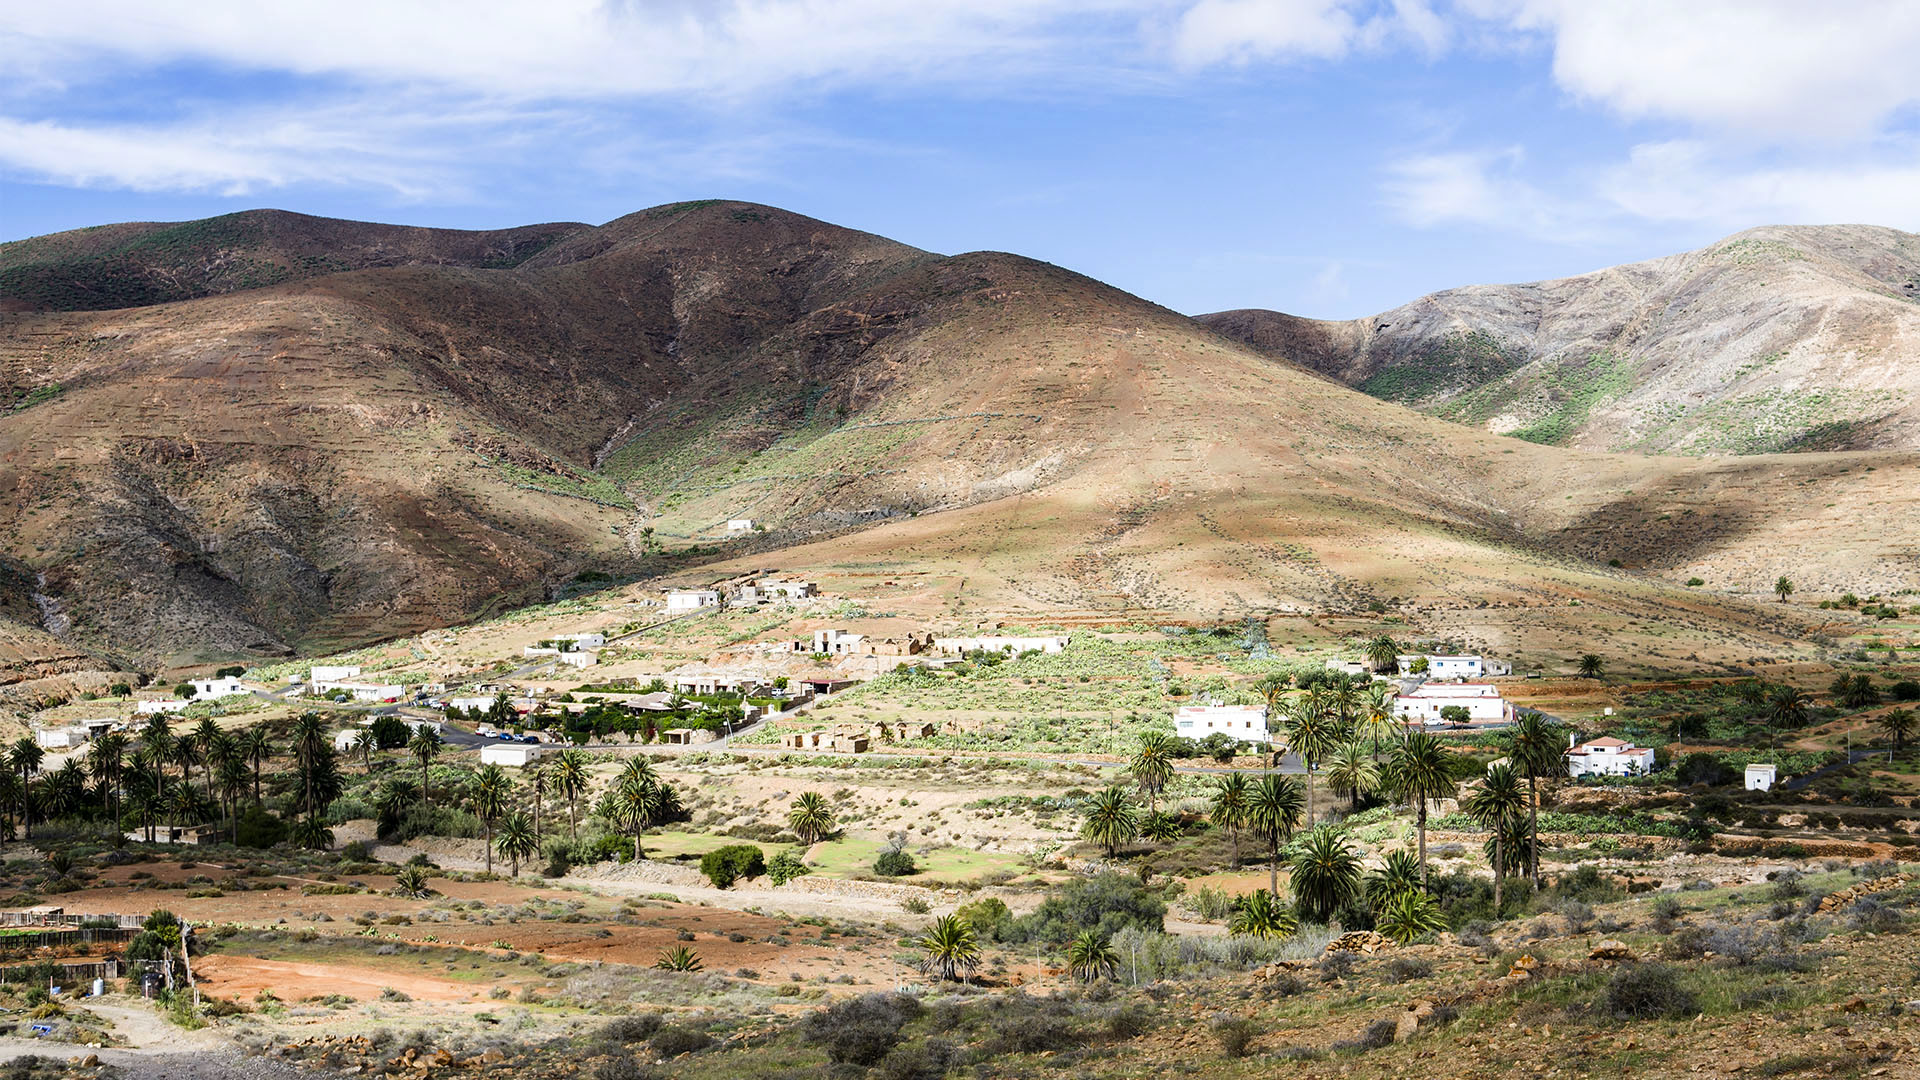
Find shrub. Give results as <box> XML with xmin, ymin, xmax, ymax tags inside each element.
<box><xmin>234</xmin><ymin>806</ymin><xmax>288</xmax><ymax>849</ymax></box>
<box><xmin>1891</xmin><ymin>681</ymin><xmax>1920</xmax><ymax>702</ymax></box>
<box><xmin>1385</xmin><ymin>955</ymin><xmax>1432</xmax><ymax>983</ymax></box>
<box><xmin>592</xmin><ymin>1052</ymin><xmax>647</xmax><ymax>1080</ymax></box>
<box><xmin>598</xmin><ymin>1014</ymin><xmax>663</xmax><ymax>1044</ymax></box>
<box><xmin>766</xmin><ymin>850</ymin><xmax>810</xmax><ymax>887</ymax></box>
<box><xmin>1603</xmin><ymin>964</ymin><xmax>1697</xmax><ymax>1019</ymax></box>
<box><xmin>873</xmin><ymin>850</ymin><xmax>917</xmax><ymax>878</ymax></box>
<box><xmin>876</xmin><ymin>1038</ymin><xmax>957</xmax><ymax>1080</ymax></box>
<box><xmin>648</xmin><ymin>1026</ymin><xmax>712</xmax><ymax>1056</ymax></box>
<box><xmin>698</xmin><ymin>845</ymin><xmax>765</xmax><ymax>889</ymax></box>
<box><xmin>1210</xmin><ymin>1015</ymin><xmax>1260</xmax><ymax>1058</ymax></box>
<box><xmin>954</xmin><ymin>897</ymin><xmax>1011</xmax><ymax>937</ymax></box>
<box><xmin>802</xmin><ymin>992</ymin><xmax>923</xmax><ymax>1066</ymax></box>
<box><xmin>1002</xmin><ymin>873</ymin><xmax>1166</xmax><ymax>945</ymax></box>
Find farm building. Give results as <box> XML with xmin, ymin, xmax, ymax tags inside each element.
<box><xmin>1173</xmin><ymin>704</ymin><xmax>1270</xmax><ymax>743</ymax></box>
<box><xmin>1565</xmin><ymin>736</ymin><xmax>1656</xmax><ymax>778</ymax></box>
<box><xmin>1392</xmin><ymin>683</ymin><xmax>1513</xmax><ymax>726</ymax></box>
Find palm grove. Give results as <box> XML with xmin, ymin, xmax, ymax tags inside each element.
<box><xmin>10</xmin><ymin>712</ymin><xmax>686</xmax><ymax>878</ymax></box>
<box><xmin>1078</xmin><ymin>677</ymin><xmax>1571</xmax><ymax>953</ymax></box>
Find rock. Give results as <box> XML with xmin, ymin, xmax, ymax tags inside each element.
<box><xmin>1589</xmin><ymin>939</ymin><xmax>1634</xmax><ymax>961</ymax></box>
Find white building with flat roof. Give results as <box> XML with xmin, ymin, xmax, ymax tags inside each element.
<box><xmin>1393</xmin><ymin>683</ymin><xmax>1512</xmax><ymax>726</ymax></box>
<box><xmin>481</xmin><ymin>743</ymin><xmax>545</xmax><ymax>767</ymax></box>
<box><xmin>933</xmin><ymin>635</ymin><xmax>1071</xmax><ymax>656</ymax></box>
<box><xmin>311</xmin><ymin>665</ymin><xmax>363</xmax><ymax>682</ymax></box>
<box><xmin>1173</xmin><ymin>703</ymin><xmax>1270</xmax><ymax>743</ymax></box>
<box><xmin>1745</xmin><ymin>763</ymin><xmax>1777</xmax><ymax>791</ymax></box>
<box><xmin>33</xmin><ymin>726</ymin><xmax>87</xmax><ymax>750</ymax></box>
<box><xmin>188</xmin><ymin>676</ymin><xmax>247</xmax><ymax>699</ymax></box>
<box><xmin>667</xmin><ymin>589</ymin><xmax>721</xmax><ymax>612</ymax></box>
<box><xmin>136</xmin><ymin>699</ymin><xmax>190</xmax><ymax>715</ymax></box>
<box><xmin>313</xmin><ymin>680</ymin><xmax>404</xmax><ymax>703</ymax></box>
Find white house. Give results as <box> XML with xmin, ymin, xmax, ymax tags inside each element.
<box><xmin>808</xmin><ymin>628</ymin><xmax>866</xmax><ymax>655</ymax></box>
<box><xmin>525</xmin><ymin>632</ymin><xmax>606</xmax><ymax>657</ymax></box>
<box><xmin>1393</xmin><ymin>683</ymin><xmax>1512</xmax><ymax>726</ymax></box>
<box><xmin>332</xmin><ymin>729</ymin><xmax>370</xmax><ymax>753</ymax></box>
<box><xmin>726</xmin><ymin>519</ymin><xmax>755</xmax><ymax>533</ymax></box>
<box><xmin>1173</xmin><ymin>703</ymin><xmax>1270</xmax><ymax>743</ymax></box>
<box><xmin>311</xmin><ymin>665</ymin><xmax>363</xmax><ymax>682</ymax></box>
<box><xmin>446</xmin><ymin>696</ymin><xmax>500</xmax><ymax>713</ymax></box>
<box><xmin>1745</xmin><ymin>763</ymin><xmax>1777</xmax><ymax>791</ymax></box>
<box><xmin>33</xmin><ymin>726</ymin><xmax>88</xmax><ymax>750</ymax></box>
<box><xmin>1325</xmin><ymin>659</ymin><xmax>1369</xmax><ymax>676</ymax></box>
<box><xmin>666</xmin><ymin>589</ymin><xmax>722</xmax><ymax>612</ymax></box>
<box><xmin>1397</xmin><ymin>654</ymin><xmax>1489</xmax><ymax>679</ymax></box>
<box><xmin>932</xmin><ymin>635</ymin><xmax>1071</xmax><ymax>656</ymax></box>
<box><xmin>188</xmin><ymin>676</ymin><xmax>247</xmax><ymax>699</ymax></box>
<box><xmin>136</xmin><ymin>699</ymin><xmax>190</xmax><ymax>715</ymax></box>
<box><xmin>556</xmin><ymin>651</ymin><xmax>597</xmax><ymax>669</ymax></box>
<box><xmin>313</xmin><ymin>679</ymin><xmax>404</xmax><ymax>703</ymax></box>
<box><xmin>481</xmin><ymin>743</ymin><xmax>544</xmax><ymax>767</ymax></box>
<box><xmin>1565</xmin><ymin>736</ymin><xmax>1656</xmax><ymax>778</ymax></box>
<box><xmin>758</xmin><ymin>579</ymin><xmax>818</xmax><ymax>601</ymax></box>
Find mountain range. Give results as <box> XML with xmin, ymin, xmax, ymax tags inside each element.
<box><xmin>0</xmin><ymin>203</ymin><xmax>1913</xmax><ymax>676</ymax></box>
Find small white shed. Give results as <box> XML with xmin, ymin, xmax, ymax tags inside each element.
<box><xmin>481</xmin><ymin>743</ymin><xmax>544</xmax><ymax>767</ymax></box>
<box><xmin>1745</xmin><ymin>763</ymin><xmax>1777</xmax><ymax>791</ymax></box>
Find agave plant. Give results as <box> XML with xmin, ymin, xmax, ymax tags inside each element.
<box><xmin>43</xmin><ymin>849</ymin><xmax>73</xmax><ymax>881</ymax></box>
<box><xmin>1138</xmin><ymin>810</ymin><xmax>1182</xmax><ymax>845</ymax></box>
<box><xmin>655</xmin><ymin>946</ymin><xmax>703</xmax><ymax>972</ymax></box>
<box><xmin>1226</xmin><ymin>888</ymin><xmax>1297</xmax><ymax>940</ymax></box>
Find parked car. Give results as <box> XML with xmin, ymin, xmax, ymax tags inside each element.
<box><xmin>496</xmin><ymin>732</ymin><xmax>514</xmax><ymax>741</ymax></box>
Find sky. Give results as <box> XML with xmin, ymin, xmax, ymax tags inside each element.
<box><xmin>4</xmin><ymin>1</ymin><xmax>1920</xmax><ymax>318</ymax></box>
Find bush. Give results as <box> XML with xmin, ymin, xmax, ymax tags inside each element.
<box><xmin>802</xmin><ymin>992</ymin><xmax>923</xmax><ymax>1066</ymax></box>
<box><xmin>647</xmin><ymin>1026</ymin><xmax>712</xmax><ymax>1056</ymax></box>
<box><xmin>592</xmin><ymin>1052</ymin><xmax>647</xmax><ymax>1080</ymax></box>
<box><xmin>955</xmin><ymin>897</ymin><xmax>1011</xmax><ymax>937</ymax></box>
<box><xmin>234</xmin><ymin>806</ymin><xmax>288</xmax><ymax>849</ymax></box>
<box><xmin>1385</xmin><ymin>956</ymin><xmax>1432</xmax><ymax>983</ymax></box>
<box><xmin>598</xmin><ymin>1014</ymin><xmax>663</xmax><ymax>1045</ymax></box>
<box><xmin>876</xmin><ymin>1037</ymin><xmax>956</xmax><ymax>1080</ymax></box>
<box><xmin>766</xmin><ymin>850</ymin><xmax>810</xmax><ymax>887</ymax></box>
<box><xmin>1891</xmin><ymin>681</ymin><xmax>1920</xmax><ymax>702</ymax></box>
<box><xmin>1210</xmin><ymin>1015</ymin><xmax>1260</xmax><ymax>1058</ymax></box>
<box><xmin>1001</xmin><ymin>873</ymin><xmax>1166</xmax><ymax>945</ymax></box>
<box><xmin>873</xmin><ymin>850</ymin><xmax>917</xmax><ymax>878</ymax></box>
<box><xmin>1603</xmin><ymin>964</ymin><xmax>1697</xmax><ymax>1019</ymax></box>
<box><xmin>698</xmin><ymin>845</ymin><xmax>765</xmax><ymax>889</ymax></box>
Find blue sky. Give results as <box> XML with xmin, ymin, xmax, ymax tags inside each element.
<box><xmin>4</xmin><ymin>1</ymin><xmax>1919</xmax><ymax>318</ymax></box>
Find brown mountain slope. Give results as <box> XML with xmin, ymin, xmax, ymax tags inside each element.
<box><xmin>0</xmin><ymin>203</ymin><xmax>1913</xmax><ymax>669</ymax></box>
<box><xmin>1199</xmin><ymin>225</ymin><xmax>1920</xmax><ymax>454</ymax></box>
<box><xmin>0</xmin><ymin>209</ymin><xmax>589</xmax><ymax>316</ymax></box>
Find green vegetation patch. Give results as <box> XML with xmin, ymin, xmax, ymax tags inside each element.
<box><xmin>1359</xmin><ymin>330</ymin><xmax>1530</xmax><ymax>405</ymax></box>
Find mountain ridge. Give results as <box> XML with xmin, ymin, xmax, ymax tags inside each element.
<box><xmin>1200</xmin><ymin>224</ymin><xmax>1920</xmax><ymax>454</ymax></box>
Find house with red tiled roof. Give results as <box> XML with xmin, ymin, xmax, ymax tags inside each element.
<box><xmin>1565</xmin><ymin>735</ymin><xmax>1655</xmax><ymax>778</ymax></box>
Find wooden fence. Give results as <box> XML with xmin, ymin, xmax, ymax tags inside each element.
<box><xmin>0</xmin><ymin>927</ymin><xmax>139</xmax><ymax>954</ymax></box>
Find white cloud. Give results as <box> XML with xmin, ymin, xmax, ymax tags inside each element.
<box><xmin>1600</xmin><ymin>139</ymin><xmax>1920</xmax><ymax>231</ymax></box>
<box><xmin>1167</xmin><ymin>0</ymin><xmax>1446</xmax><ymax>66</ymax></box>
<box><xmin>1380</xmin><ymin>146</ymin><xmax>1587</xmax><ymax>239</ymax></box>
<box><xmin>1477</xmin><ymin>0</ymin><xmax>1920</xmax><ymax>141</ymax></box>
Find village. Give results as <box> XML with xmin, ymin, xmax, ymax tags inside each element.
<box><xmin>2</xmin><ymin>568</ymin><xmax>1916</xmax><ymax>1078</ymax></box>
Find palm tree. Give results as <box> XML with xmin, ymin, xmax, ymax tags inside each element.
<box><xmin>7</xmin><ymin>739</ymin><xmax>43</xmax><ymax>840</ymax></box>
<box><xmin>473</xmin><ymin>764</ymin><xmax>511</xmax><ymax>874</ymax></box>
<box><xmin>611</xmin><ymin>758</ymin><xmax>666</xmax><ymax>860</ymax></box>
<box><xmin>1324</xmin><ymin>741</ymin><xmax>1379</xmax><ymax>810</ymax></box>
<box><xmin>1365</xmin><ymin>634</ymin><xmax>1400</xmax><ymax>674</ymax></box>
<box><xmin>170</xmin><ymin>734</ymin><xmax>202</xmax><ymax>800</ymax></box>
<box><xmin>1139</xmin><ymin>810</ymin><xmax>1181</xmax><ymax>845</ymax></box>
<box><xmin>1209</xmin><ymin>772</ymin><xmax>1249</xmax><ymax>867</ymax></box>
<box><xmin>918</xmin><ymin>915</ymin><xmax>980</xmax><ymax>983</ymax></box>
<box><xmin>495</xmin><ymin>811</ymin><xmax>538</xmax><ymax>876</ymax></box>
<box><xmin>1129</xmin><ymin>732</ymin><xmax>1174</xmax><ymax>812</ymax></box>
<box><xmin>1388</xmin><ymin>732</ymin><xmax>1456</xmax><ymax>890</ymax></box>
<box><xmin>88</xmin><ymin>732</ymin><xmax>128</xmax><ymax>826</ymax></box>
<box><xmin>1227</xmin><ymin>888</ymin><xmax>1297</xmax><ymax>939</ymax></box>
<box><xmin>787</xmin><ymin>791</ymin><xmax>835</xmax><ymax>845</ymax></box>
<box><xmin>1285</xmin><ymin>695</ymin><xmax>1341</xmax><ymax>828</ymax></box>
<box><xmin>215</xmin><ymin>752</ymin><xmax>250</xmax><ymax>842</ymax></box>
<box><xmin>353</xmin><ymin>729</ymin><xmax>379</xmax><ymax>772</ymax></box>
<box><xmin>1881</xmin><ymin>709</ymin><xmax>1916</xmax><ymax>753</ymax></box>
<box><xmin>1774</xmin><ymin>576</ymin><xmax>1794</xmax><ymax>603</ymax></box>
<box><xmin>554</xmin><ymin>750</ymin><xmax>590</xmax><ymax>838</ymax></box>
<box><xmin>1246</xmin><ymin>774</ymin><xmax>1303</xmax><ymax>895</ymax></box>
<box><xmin>1365</xmin><ymin>849</ymin><xmax>1421</xmax><ymax>909</ymax></box>
<box><xmin>1463</xmin><ymin>762</ymin><xmax>1527</xmax><ymax>914</ymax></box>
<box><xmin>1766</xmin><ymin>685</ymin><xmax>1811</xmax><ymax>730</ymax></box>
<box><xmin>1375</xmin><ymin>888</ymin><xmax>1448</xmax><ymax>944</ymax></box>
<box><xmin>240</xmin><ymin>726</ymin><xmax>274</xmax><ymax>806</ymax></box>
<box><xmin>1577</xmin><ymin>654</ymin><xmax>1605</xmax><ymax>679</ymax></box>
<box><xmin>192</xmin><ymin>717</ymin><xmax>222</xmax><ymax>792</ymax></box>
<box><xmin>528</xmin><ymin>763</ymin><xmax>547</xmax><ymax>839</ymax></box>
<box><xmin>1065</xmin><ymin>930</ymin><xmax>1119</xmax><ymax>983</ymax></box>
<box><xmin>1080</xmin><ymin>785</ymin><xmax>1138</xmax><ymax>858</ymax></box>
<box><xmin>408</xmin><ymin>727</ymin><xmax>443</xmax><ymax>808</ymax></box>
<box><xmin>1508</xmin><ymin>712</ymin><xmax>1564</xmax><ymax>889</ymax></box>
<box><xmin>1357</xmin><ymin>683</ymin><xmax>1398</xmax><ymax>759</ymax></box>
<box><xmin>1290</xmin><ymin>825</ymin><xmax>1363</xmax><ymax>924</ymax></box>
